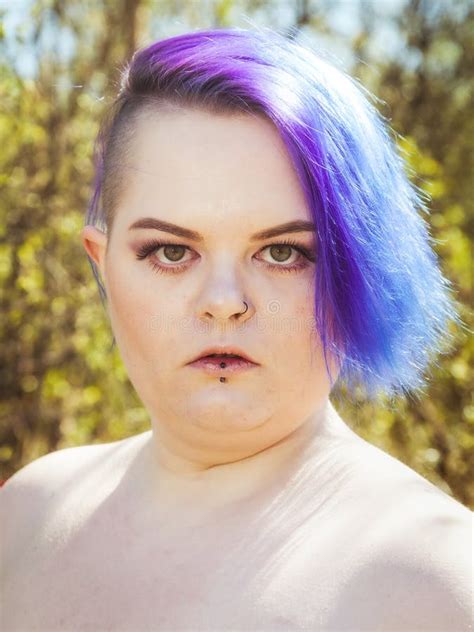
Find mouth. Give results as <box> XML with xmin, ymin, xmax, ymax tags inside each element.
<box><xmin>189</xmin><ymin>347</ymin><xmax>258</xmax><ymax>364</ymax></box>
<box><xmin>188</xmin><ymin>352</ymin><xmax>259</xmax><ymax>374</ymax></box>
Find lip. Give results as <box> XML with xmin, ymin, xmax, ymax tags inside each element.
<box><xmin>188</xmin><ymin>346</ymin><xmax>259</xmax><ymax>365</ymax></box>
<box><xmin>188</xmin><ymin>355</ymin><xmax>259</xmax><ymax>374</ymax></box>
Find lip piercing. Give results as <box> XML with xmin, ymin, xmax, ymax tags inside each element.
<box><xmin>218</xmin><ymin>300</ymin><xmax>247</xmax><ymax>384</ymax></box>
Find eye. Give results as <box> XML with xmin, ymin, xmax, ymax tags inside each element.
<box><xmin>150</xmin><ymin>243</ymin><xmax>189</xmax><ymax>263</ymax></box>
<box><xmin>134</xmin><ymin>239</ymin><xmax>194</xmax><ymax>275</ymax></box>
<box><xmin>261</xmin><ymin>243</ymin><xmax>299</xmax><ymax>264</ymax></box>
<box><xmin>257</xmin><ymin>239</ymin><xmax>316</xmax><ymax>273</ymax></box>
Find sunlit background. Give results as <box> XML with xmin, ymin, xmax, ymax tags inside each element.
<box><xmin>0</xmin><ymin>0</ymin><xmax>472</xmax><ymax>507</ymax></box>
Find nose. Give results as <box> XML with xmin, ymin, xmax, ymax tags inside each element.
<box><xmin>196</xmin><ymin>263</ymin><xmax>253</xmax><ymax>323</ymax></box>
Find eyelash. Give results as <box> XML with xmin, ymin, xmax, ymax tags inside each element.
<box><xmin>134</xmin><ymin>238</ymin><xmax>316</xmax><ymax>276</ymax></box>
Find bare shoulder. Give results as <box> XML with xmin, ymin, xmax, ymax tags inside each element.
<box><xmin>3</xmin><ymin>443</ymin><xmax>101</xmax><ymax>492</ymax></box>
<box><xmin>1</xmin><ymin>439</ymin><xmax>118</xmax><ymax>508</ymax></box>
<box><xmin>1</xmin><ymin>430</ymin><xmax>149</xmax><ymax>497</ymax></box>
<box><xmin>327</xmin><ymin>435</ymin><xmax>473</xmax><ymax>631</ymax></box>
<box><xmin>0</xmin><ymin>432</ymin><xmax>149</xmax><ymax>575</ymax></box>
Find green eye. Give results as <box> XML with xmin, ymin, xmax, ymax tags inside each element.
<box><xmin>159</xmin><ymin>244</ymin><xmax>187</xmax><ymax>262</ymax></box>
<box><xmin>267</xmin><ymin>244</ymin><xmax>294</xmax><ymax>263</ymax></box>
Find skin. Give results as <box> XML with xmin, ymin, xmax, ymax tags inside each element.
<box><xmin>2</xmin><ymin>105</ymin><xmax>471</xmax><ymax>631</ymax></box>
<box><xmin>81</xmin><ymin>105</ymin><xmax>354</xmax><ymax>515</ymax></box>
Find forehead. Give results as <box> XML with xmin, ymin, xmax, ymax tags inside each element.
<box><xmin>115</xmin><ymin>106</ymin><xmax>311</xmax><ymax>232</ymax></box>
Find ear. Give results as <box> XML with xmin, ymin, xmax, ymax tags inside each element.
<box><xmin>81</xmin><ymin>225</ymin><xmax>108</xmax><ymax>280</ymax></box>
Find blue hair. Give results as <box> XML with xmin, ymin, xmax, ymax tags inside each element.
<box><xmin>86</xmin><ymin>26</ymin><xmax>464</xmax><ymax>404</ymax></box>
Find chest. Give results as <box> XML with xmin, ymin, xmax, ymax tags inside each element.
<box><xmin>4</xmin><ymin>502</ymin><xmax>363</xmax><ymax>631</ymax></box>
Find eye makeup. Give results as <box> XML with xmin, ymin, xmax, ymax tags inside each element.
<box><xmin>133</xmin><ymin>237</ymin><xmax>316</xmax><ymax>276</ymax></box>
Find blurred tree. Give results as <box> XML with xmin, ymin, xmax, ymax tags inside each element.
<box><xmin>0</xmin><ymin>0</ymin><xmax>150</xmax><ymax>472</ymax></box>
<box><xmin>0</xmin><ymin>0</ymin><xmax>472</xmax><ymax>506</ymax></box>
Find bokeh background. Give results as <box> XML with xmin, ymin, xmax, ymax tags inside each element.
<box><xmin>0</xmin><ymin>0</ymin><xmax>472</xmax><ymax>507</ymax></box>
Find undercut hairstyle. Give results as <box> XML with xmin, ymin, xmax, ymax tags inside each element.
<box><xmin>85</xmin><ymin>26</ymin><xmax>464</xmax><ymax>405</ymax></box>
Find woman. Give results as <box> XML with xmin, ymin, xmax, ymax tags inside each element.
<box><xmin>2</xmin><ymin>27</ymin><xmax>471</xmax><ymax>631</ymax></box>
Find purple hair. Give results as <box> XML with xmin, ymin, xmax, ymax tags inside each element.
<box><xmin>85</xmin><ymin>26</ymin><xmax>463</xmax><ymax>404</ymax></box>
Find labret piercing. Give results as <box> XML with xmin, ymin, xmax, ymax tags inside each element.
<box><xmin>219</xmin><ymin>301</ymin><xmax>249</xmax><ymax>384</ymax></box>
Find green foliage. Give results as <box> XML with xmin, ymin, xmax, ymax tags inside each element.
<box><xmin>1</xmin><ymin>0</ymin><xmax>472</xmax><ymax>507</ymax></box>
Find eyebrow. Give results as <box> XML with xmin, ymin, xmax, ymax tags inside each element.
<box><xmin>128</xmin><ymin>217</ymin><xmax>316</xmax><ymax>241</ymax></box>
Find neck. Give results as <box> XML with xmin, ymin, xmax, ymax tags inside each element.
<box><xmin>136</xmin><ymin>400</ymin><xmax>354</xmax><ymax>515</ymax></box>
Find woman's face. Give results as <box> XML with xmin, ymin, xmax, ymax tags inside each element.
<box><xmin>82</xmin><ymin>106</ymin><xmax>340</xmax><ymax>467</ymax></box>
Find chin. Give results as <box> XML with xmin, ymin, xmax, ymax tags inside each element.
<box><xmin>183</xmin><ymin>394</ymin><xmax>271</xmax><ymax>431</ymax></box>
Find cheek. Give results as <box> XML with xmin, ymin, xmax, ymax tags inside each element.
<box><xmin>271</xmin><ymin>284</ymin><xmax>331</xmax><ymax>381</ymax></box>
<box><xmin>106</xmin><ymin>262</ymin><xmax>192</xmax><ymax>378</ymax></box>
<box><xmin>105</xmin><ymin>258</ymin><xmax>163</xmax><ymax>347</ymax></box>
<box><xmin>269</xmin><ymin>283</ymin><xmax>316</xmax><ymax>347</ymax></box>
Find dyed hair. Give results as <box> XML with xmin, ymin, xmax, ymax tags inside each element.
<box><xmin>85</xmin><ymin>26</ymin><xmax>463</xmax><ymax>404</ymax></box>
